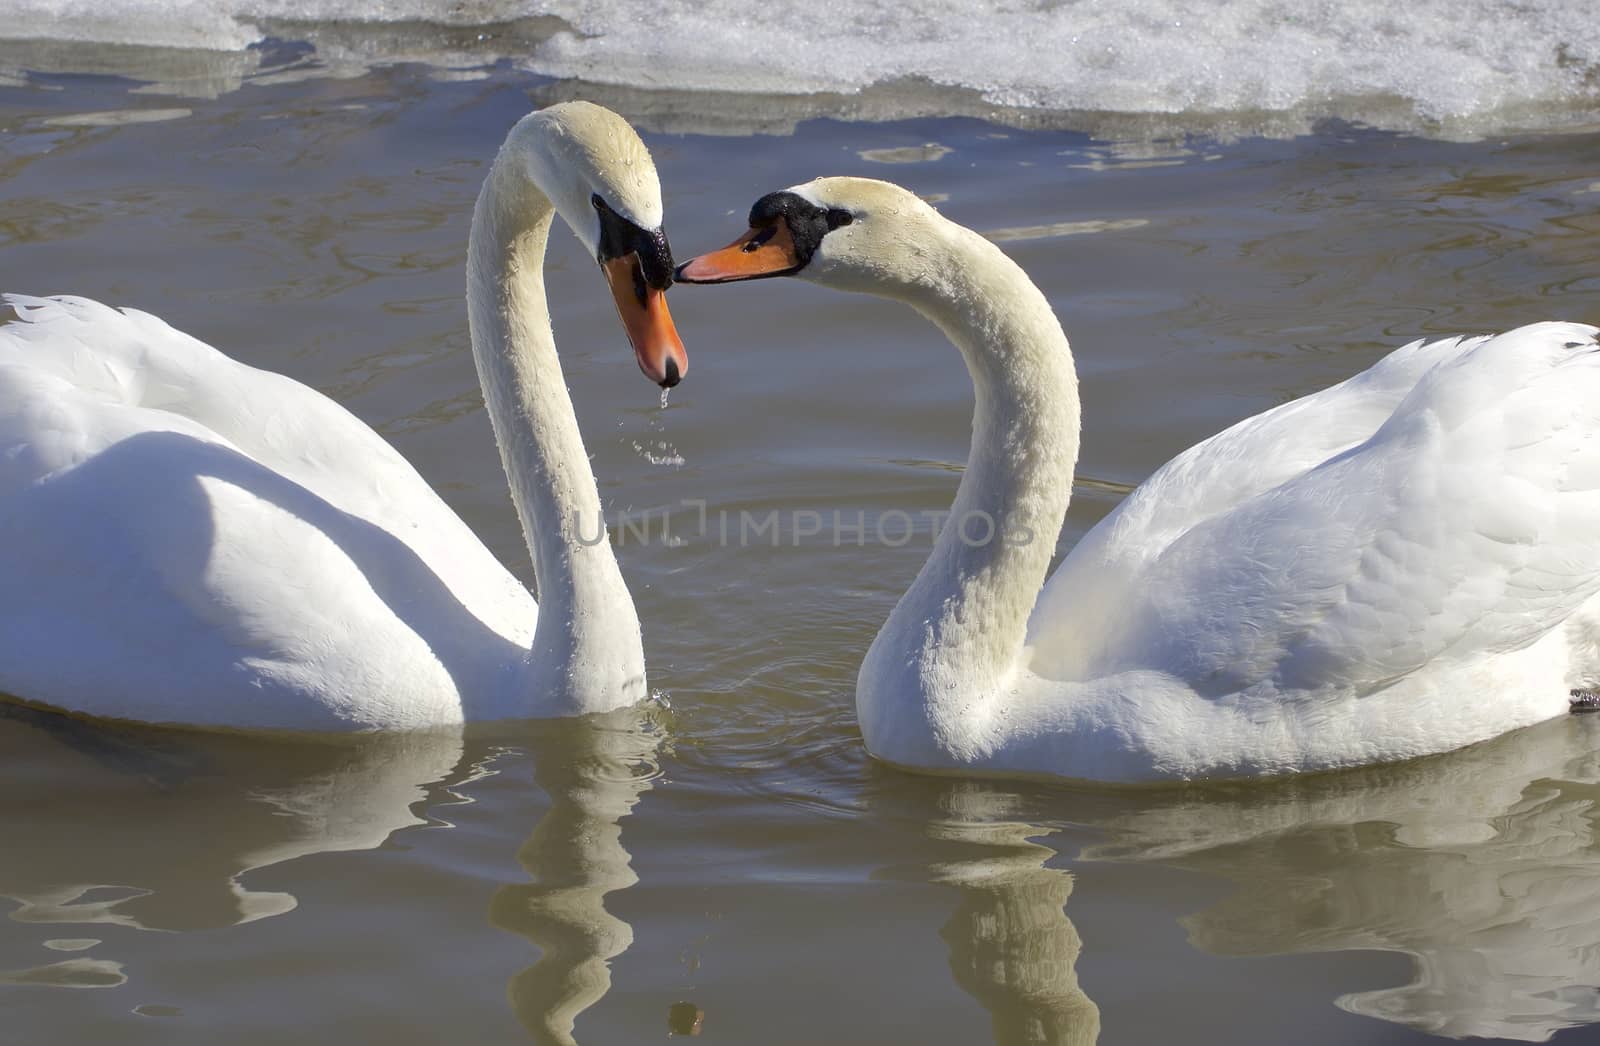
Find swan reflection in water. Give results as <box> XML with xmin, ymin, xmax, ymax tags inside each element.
<box><xmin>918</xmin><ymin>781</ymin><xmax>1101</xmax><ymax>1046</ymax></box>
<box><xmin>489</xmin><ymin>708</ymin><xmax>664</xmax><ymax>1045</ymax></box>
<box><xmin>14</xmin><ymin>696</ymin><xmax>1600</xmax><ymax>1041</ymax></box>
<box><xmin>0</xmin><ymin>700</ymin><xmax>661</xmax><ymax>1044</ymax></box>
<box><xmin>1084</xmin><ymin>713</ymin><xmax>1600</xmax><ymax>1042</ymax></box>
<box><xmin>901</xmin><ymin>713</ymin><xmax>1600</xmax><ymax>1045</ymax></box>
<box><xmin>0</xmin><ymin>708</ymin><xmax>465</xmax><ymax>932</ymax></box>
<box><xmin>0</xmin><ymin>702</ymin><xmax>465</xmax><ymax>986</ymax></box>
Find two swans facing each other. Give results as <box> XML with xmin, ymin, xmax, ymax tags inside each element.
<box><xmin>6</xmin><ymin>109</ymin><xmax>1597</xmax><ymax>785</ymax></box>
<box><xmin>677</xmin><ymin>176</ymin><xmax>1600</xmax><ymax>783</ymax></box>
<box><xmin>0</xmin><ymin>102</ymin><xmax>686</xmax><ymax>731</ymax></box>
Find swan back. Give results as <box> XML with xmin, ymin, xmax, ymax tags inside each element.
<box><xmin>0</xmin><ymin>295</ymin><xmax>528</xmax><ymax>627</ymax></box>
<box><xmin>0</xmin><ymin>295</ymin><xmax>537</xmax><ymax>727</ymax></box>
<box><xmin>1030</xmin><ymin>322</ymin><xmax>1600</xmax><ymax>702</ymax></box>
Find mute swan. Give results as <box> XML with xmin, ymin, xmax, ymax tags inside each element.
<box><xmin>678</xmin><ymin>177</ymin><xmax>1600</xmax><ymax>782</ymax></box>
<box><xmin>0</xmin><ymin>101</ymin><xmax>686</xmax><ymax>730</ymax></box>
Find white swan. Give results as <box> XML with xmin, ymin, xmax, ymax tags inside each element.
<box><xmin>0</xmin><ymin>102</ymin><xmax>687</xmax><ymax>730</ymax></box>
<box><xmin>679</xmin><ymin>177</ymin><xmax>1600</xmax><ymax>782</ymax></box>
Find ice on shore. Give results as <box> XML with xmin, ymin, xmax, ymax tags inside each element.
<box><xmin>1</xmin><ymin>0</ymin><xmax>1597</xmax><ymax>136</ymax></box>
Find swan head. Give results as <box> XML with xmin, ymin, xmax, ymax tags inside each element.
<box><xmin>514</xmin><ymin>101</ymin><xmax>687</xmax><ymax>387</ymax></box>
<box><xmin>674</xmin><ymin>177</ymin><xmax>936</xmax><ymax>298</ymax></box>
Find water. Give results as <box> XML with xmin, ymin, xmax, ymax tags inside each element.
<box><xmin>2</xmin><ymin>21</ymin><xmax>1600</xmax><ymax>1046</ymax></box>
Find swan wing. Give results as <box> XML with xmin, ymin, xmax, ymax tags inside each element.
<box><xmin>2</xmin><ymin>295</ymin><xmax>469</xmax><ymax>534</ymax></box>
<box><xmin>1028</xmin><ymin>330</ymin><xmax>1477</xmax><ymax>675</ymax></box>
<box><xmin>0</xmin><ymin>296</ymin><xmax>534</xmax><ymax>726</ymax></box>
<box><xmin>1028</xmin><ymin>322</ymin><xmax>1600</xmax><ymax>696</ymax></box>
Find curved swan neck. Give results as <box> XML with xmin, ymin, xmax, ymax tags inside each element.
<box><xmin>861</xmin><ymin>222</ymin><xmax>1080</xmax><ymax>756</ymax></box>
<box><xmin>466</xmin><ymin>140</ymin><xmax>642</xmax><ymax>708</ymax></box>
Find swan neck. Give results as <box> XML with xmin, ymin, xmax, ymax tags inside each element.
<box><xmin>862</xmin><ymin>224</ymin><xmax>1080</xmax><ymax>755</ymax></box>
<box><xmin>466</xmin><ymin>153</ymin><xmax>642</xmax><ymax>706</ymax></box>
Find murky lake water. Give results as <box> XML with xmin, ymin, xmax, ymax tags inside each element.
<box><xmin>3</xmin><ymin>52</ymin><xmax>1600</xmax><ymax>1046</ymax></box>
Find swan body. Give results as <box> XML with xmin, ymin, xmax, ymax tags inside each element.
<box><xmin>0</xmin><ymin>102</ymin><xmax>686</xmax><ymax>730</ymax></box>
<box><xmin>679</xmin><ymin>177</ymin><xmax>1600</xmax><ymax>781</ymax></box>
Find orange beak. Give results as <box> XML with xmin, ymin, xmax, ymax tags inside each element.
<box><xmin>674</xmin><ymin>222</ymin><xmax>803</xmax><ymax>284</ymax></box>
<box><xmin>603</xmin><ymin>255</ymin><xmax>687</xmax><ymax>388</ymax></box>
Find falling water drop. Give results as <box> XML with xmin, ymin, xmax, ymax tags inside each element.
<box><xmin>659</xmin><ymin>387</ymin><xmax>670</xmax><ymax>410</ymax></box>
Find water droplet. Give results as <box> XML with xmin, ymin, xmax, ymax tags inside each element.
<box><xmin>659</xmin><ymin>387</ymin><xmax>671</xmax><ymax>410</ymax></box>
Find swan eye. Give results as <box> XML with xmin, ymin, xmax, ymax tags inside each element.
<box><xmin>742</xmin><ymin>225</ymin><xmax>778</xmax><ymax>253</ymax></box>
<box><xmin>826</xmin><ymin>209</ymin><xmax>854</xmax><ymax>230</ymax></box>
